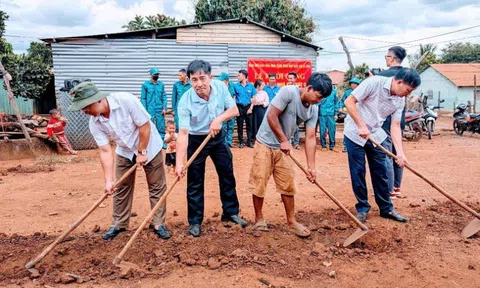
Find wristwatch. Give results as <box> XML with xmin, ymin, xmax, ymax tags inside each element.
<box><xmin>139</xmin><ymin>149</ymin><xmax>147</xmax><ymax>156</ymax></box>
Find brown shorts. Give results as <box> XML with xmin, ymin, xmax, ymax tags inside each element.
<box><xmin>248</xmin><ymin>141</ymin><xmax>297</xmax><ymax>197</ymax></box>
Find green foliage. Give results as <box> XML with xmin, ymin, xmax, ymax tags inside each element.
<box><xmin>27</xmin><ymin>42</ymin><xmax>53</xmax><ymax>67</ymax></box>
<box><xmin>441</xmin><ymin>42</ymin><xmax>480</xmax><ymax>63</ymax></box>
<box><xmin>343</xmin><ymin>63</ymin><xmax>370</xmax><ymax>82</ymax></box>
<box><xmin>0</xmin><ymin>38</ymin><xmax>13</xmax><ymax>55</ymax></box>
<box><xmin>122</xmin><ymin>14</ymin><xmax>186</xmax><ymax>31</ymax></box>
<box><xmin>0</xmin><ymin>10</ymin><xmax>8</xmax><ymax>37</ymax></box>
<box><xmin>2</xmin><ymin>54</ymin><xmax>51</xmax><ymax>99</ymax></box>
<box><xmin>408</xmin><ymin>44</ymin><xmax>442</xmax><ymax>72</ymax></box>
<box><xmin>194</xmin><ymin>0</ymin><xmax>315</xmax><ymax>42</ymax></box>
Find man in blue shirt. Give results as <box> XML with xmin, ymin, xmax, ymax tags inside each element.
<box><xmin>318</xmin><ymin>89</ymin><xmax>339</xmax><ymax>151</ymax></box>
<box><xmin>264</xmin><ymin>73</ymin><xmax>280</xmax><ymax>102</ymax></box>
<box><xmin>172</xmin><ymin>68</ymin><xmax>192</xmax><ymax>132</ymax></box>
<box><xmin>176</xmin><ymin>60</ymin><xmax>247</xmax><ymax>237</ymax></box>
<box><xmin>218</xmin><ymin>72</ymin><xmax>236</xmax><ymax>148</ymax></box>
<box><xmin>141</xmin><ymin>68</ymin><xmax>168</xmax><ymax>145</ymax></box>
<box><xmin>234</xmin><ymin>69</ymin><xmax>257</xmax><ymax>148</ymax></box>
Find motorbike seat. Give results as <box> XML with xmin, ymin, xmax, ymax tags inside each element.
<box><xmin>405</xmin><ymin>110</ymin><xmax>421</xmax><ymax>119</ymax></box>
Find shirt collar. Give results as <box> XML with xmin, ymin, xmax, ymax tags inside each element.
<box><xmin>192</xmin><ymin>84</ymin><xmax>216</xmax><ymax>103</ymax></box>
<box><xmin>383</xmin><ymin>77</ymin><xmax>395</xmax><ymax>97</ymax></box>
<box><xmin>94</xmin><ymin>96</ymin><xmax>119</xmax><ymax>122</ymax></box>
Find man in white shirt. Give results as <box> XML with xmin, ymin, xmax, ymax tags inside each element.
<box><xmin>343</xmin><ymin>68</ymin><xmax>421</xmax><ymax>223</ymax></box>
<box><xmin>68</xmin><ymin>82</ymin><xmax>171</xmax><ymax>240</ymax></box>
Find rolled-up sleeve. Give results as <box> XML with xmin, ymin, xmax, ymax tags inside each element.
<box><xmin>392</xmin><ymin>102</ymin><xmax>405</xmax><ymax>121</ymax></box>
<box><xmin>89</xmin><ymin>118</ymin><xmax>109</xmax><ymax>147</ymax></box>
<box><xmin>178</xmin><ymin>94</ymin><xmax>191</xmax><ymax>130</ymax></box>
<box><xmin>270</xmin><ymin>87</ymin><xmax>292</xmax><ymax>111</ymax></box>
<box><xmin>306</xmin><ymin>106</ymin><xmax>319</xmax><ymax>128</ymax></box>
<box><xmin>221</xmin><ymin>83</ymin><xmax>236</xmax><ymax>109</ymax></box>
<box><xmin>352</xmin><ymin>77</ymin><xmax>376</xmax><ymax>102</ymax></box>
<box><xmin>122</xmin><ymin>94</ymin><xmax>150</xmax><ymax>127</ymax></box>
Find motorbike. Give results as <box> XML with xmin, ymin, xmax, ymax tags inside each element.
<box><xmin>404</xmin><ymin>109</ymin><xmax>424</xmax><ymax>142</ymax></box>
<box><xmin>453</xmin><ymin>104</ymin><xmax>480</xmax><ymax>136</ymax></box>
<box><xmin>421</xmin><ymin>96</ymin><xmax>445</xmax><ymax>139</ymax></box>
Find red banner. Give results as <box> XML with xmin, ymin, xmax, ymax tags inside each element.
<box><xmin>247</xmin><ymin>59</ymin><xmax>312</xmax><ymax>88</ymax></box>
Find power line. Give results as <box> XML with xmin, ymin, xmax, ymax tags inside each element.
<box><xmin>4</xmin><ymin>34</ymin><xmax>41</xmax><ymax>39</ymax></box>
<box><xmin>343</xmin><ymin>36</ymin><xmax>397</xmax><ymax>44</ymax></box>
<box><xmin>353</xmin><ymin>34</ymin><xmax>480</xmax><ymax>55</ymax></box>
<box><xmin>349</xmin><ymin>24</ymin><xmax>480</xmax><ymax>53</ymax></box>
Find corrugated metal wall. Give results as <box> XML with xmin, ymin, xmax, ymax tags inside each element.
<box><xmin>52</xmin><ymin>39</ymin><xmax>318</xmax><ymax>109</ymax></box>
<box><xmin>0</xmin><ymin>79</ymin><xmax>34</xmax><ymax>115</ymax></box>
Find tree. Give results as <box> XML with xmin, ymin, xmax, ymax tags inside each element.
<box><xmin>194</xmin><ymin>0</ymin><xmax>315</xmax><ymax>42</ymax></box>
<box><xmin>121</xmin><ymin>15</ymin><xmax>147</xmax><ymax>31</ymax></box>
<box><xmin>344</xmin><ymin>63</ymin><xmax>370</xmax><ymax>82</ymax></box>
<box><xmin>408</xmin><ymin>44</ymin><xmax>442</xmax><ymax>72</ymax></box>
<box><xmin>122</xmin><ymin>14</ymin><xmax>186</xmax><ymax>31</ymax></box>
<box><xmin>2</xmin><ymin>54</ymin><xmax>51</xmax><ymax>99</ymax></box>
<box><xmin>441</xmin><ymin>42</ymin><xmax>480</xmax><ymax>63</ymax></box>
<box><xmin>0</xmin><ymin>10</ymin><xmax>8</xmax><ymax>37</ymax></box>
<box><xmin>0</xmin><ymin>11</ymin><xmax>11</xmax><ymax>56</ymax></box>
<box><xmin>27</xmin><ymin>42</ymin><xmax>53</xmax><ymax>67</ymax></box>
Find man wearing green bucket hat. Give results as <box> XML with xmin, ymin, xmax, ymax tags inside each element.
<box><xmin>141</xmin><ymin>68</ymin><xmax>168</xmax><ymax>147</ymax></box>
<box><xmin>69</xmin><ymin>82</ymin><xmax>171</xmax><ymax>241</ymax></box>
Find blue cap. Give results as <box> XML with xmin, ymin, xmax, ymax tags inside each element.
<box><xmin>149</xmin><ymin>68</ymin><xmax>160</xmax><ymax>75</ymax></box>
<box><xmin>218</xmin><ymin>72</ymin><xmax>230</xmax><ymax>81</ymax></box>
<box><xmin>349</xmin><ymin>77</ymin><xmax>361</xmax><ymax>85</ymax></box>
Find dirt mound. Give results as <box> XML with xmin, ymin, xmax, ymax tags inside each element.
<box><xmin>1</xmin><ymin>202</ymin><xmax>478</xmax><ymax>287</ymax></box>
<box><xmin>2</xmin><ymin>164</ymin><xmax>55</xmax><ymax>175</ymax></box>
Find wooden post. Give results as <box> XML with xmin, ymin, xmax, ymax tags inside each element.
<box><xmin>338</xmin><ymin>37</ymin><xmax>355</xmax><ymax>77</ymax></box>
<box><xmin>0</xmin><ymin>61</ymin><xmax>33</xmax><ymax>145</ymax></box>
<box><xmin>474</xmin><ymin>75</ymin><xmax>477</xmax><ymax>113</ymax></box>
<box><xmin>438</xmin><ymin>91</ymin><xmax>441</xmax><ymax>111</ymax></box>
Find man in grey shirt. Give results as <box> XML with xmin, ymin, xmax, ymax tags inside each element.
<box><xmin>248</xmin><ymin>72</ymin><xmax>332</xmax><ymax>237</ymax></box>
<box><xmin>343</xmin><ymin>68</ymin><xmax>421</xmax><ymax>223</ymax></box>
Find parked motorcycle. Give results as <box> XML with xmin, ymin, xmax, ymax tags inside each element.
<box><xmin>404</xmin><ymin>109</ymin><xmax>424</xmax><ymax>142</ymax></box>
<box><xmin>453</xmin><ymin>104</ymin><xmax>480</xmax><ymax>136</ymax></box>
<box><xmin>421</xmin><ymin>96</ymin><xmax>445</xmax><ymax>139</ymax></box>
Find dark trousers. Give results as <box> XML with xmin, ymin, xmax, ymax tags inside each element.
<box><xmin>383</xmin><ymin>134</ymin><xmax>404</xmax><ymax>191</ymax></box>
<box><xmin>252</xmin><ymin>105</ymin><xmax>267</xmax><ymax>141</ymax></box>
<box><xmin>345</xmin><ymin>137</ymin><xmax>393</xmax><ymax>214</ymax></box>
<box><xmin>236</xmin><ymin>104</ymin><xmax>253</xmax><ymax>145</ymax></box>
<box><xmin>187</xmin><ymin>131</ymin><xmax>240</xmax><ymax>225</ymax></box>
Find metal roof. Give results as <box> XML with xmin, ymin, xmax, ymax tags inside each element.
<box><xmin>427</xmin><ymin>63</ymin><xmax>480</xmax><ymax>87</ymax></box>
<box><xmin>41</xmin><ymin>17</ymin><xmax>321</xmax><ymax>51</ymax></box>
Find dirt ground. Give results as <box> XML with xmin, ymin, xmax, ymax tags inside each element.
<box><xmin>1</xmin><ymin>117</ymin><xmax>479</xmax><ymax>287</ymax></box>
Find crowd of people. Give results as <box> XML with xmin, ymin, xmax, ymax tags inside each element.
<box><xmin>65</xmin><ymin>45</ymin><xmax>421</xmax><ymax>241</ymax></box>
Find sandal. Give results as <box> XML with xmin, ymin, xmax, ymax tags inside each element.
<box><xmin>253</xmin><ymin>219</ymin><xmax>269</xmax><ymax>231</ymax></box>
<box><xmin>288</xmin><ymin>223</ymin><xmax>311</xmax><ymax>238</ymax></box>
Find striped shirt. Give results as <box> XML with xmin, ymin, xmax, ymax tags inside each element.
<box><xmin>344</xmin><ymin>76</ymin><xmax>405</xmax><ymax>147</ymax></box>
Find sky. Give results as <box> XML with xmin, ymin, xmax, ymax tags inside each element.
<box><xmin>2</xmin><ymin>0</ymin><xmax>480</xmax><ymax>72</ymax></box>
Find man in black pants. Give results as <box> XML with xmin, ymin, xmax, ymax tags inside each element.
<box><xmin>234</xmin><ymin>69</ymin><xmax>257</xmax><ymax>148</ymax></box>
<box><xmin>176</xmin><ymin>60</ymin><xmax>248</xmax><ymax>237</ymax></box>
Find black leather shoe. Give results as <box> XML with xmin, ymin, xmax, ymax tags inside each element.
<box><xmin>153</xmin><ymin>225</ymin><xmax>171</xmax><ymax>239</ymax></box>
<box><xmin>102</xmin><ymin>227</ymin><xmax>126</xmax><ymax>240</ymax></box>
<box><xmin>238</xmin><ymin>143</ymin><xmax>245</xmax><ymax>149</ymax></box>
<box><xmin>246</xmin><ymin>143</ymin><xmax>254</xmax><ymax>148</ymax></box>
<box><xmin>356</xmin><ymin>212</ymin><xmax>368</xmax><ymax>223</ymax></box>
<box><xmin>380</xmin><ymin>209</ymin><xmax>408</xmax><ymax>223</ymax></box>
<box><xmin>221</xmin><ymin>214</ymin><xmax>248</xmax><ymax>228</ymax></box>
<box><xmin>188</xmin><ymin>224</ymin><xmax>202</xmax><ymax>237</ymax></box>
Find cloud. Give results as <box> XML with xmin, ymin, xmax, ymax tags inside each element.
<box><xmin>2</xmin><ymin>0</ymin><xmax>480</xmax><ymax>71</ymax></box>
